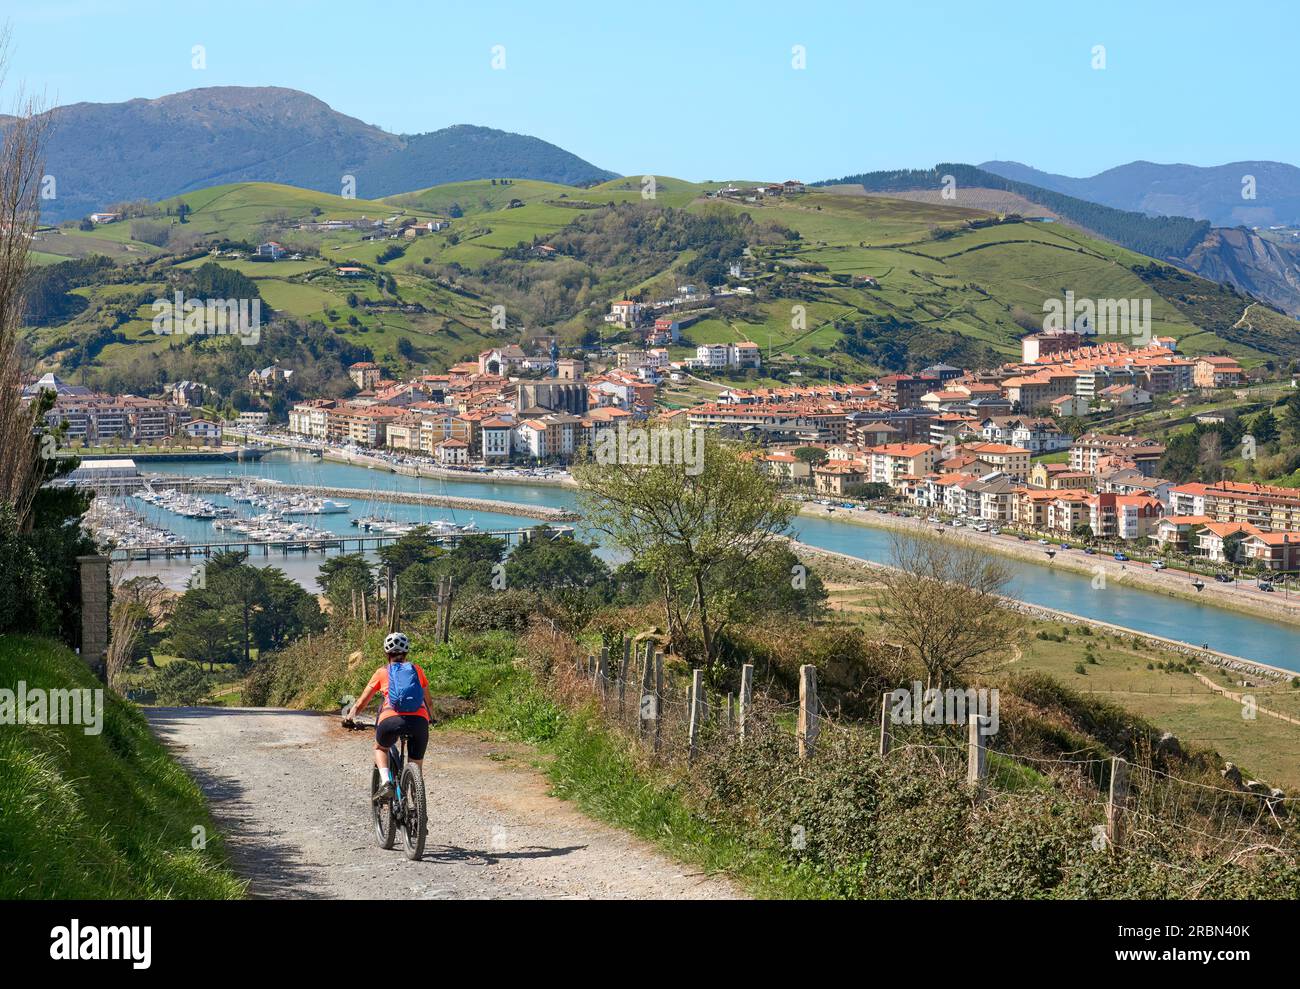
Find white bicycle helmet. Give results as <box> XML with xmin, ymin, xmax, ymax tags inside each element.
<box><xmin>383</xmin><ymin>632</ymin><xmax>410</xmax><ymax>655</ymax></box>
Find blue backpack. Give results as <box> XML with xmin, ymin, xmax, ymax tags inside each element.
<box><xmin>386</xmin><ymin>662</ymin><xmax>423</xmax><ymax>713</ymax></box>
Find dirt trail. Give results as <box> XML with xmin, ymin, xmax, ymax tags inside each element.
<box><xmin>146</xmin><ymin>707</ymin><xmax>742</xmax><ymax>900</ymax></box>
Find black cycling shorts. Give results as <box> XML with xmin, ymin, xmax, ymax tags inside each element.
<box><xmin>375</xmin><ymin>715</ymin><xmax>429</xmax><ymax>760</ymax></box>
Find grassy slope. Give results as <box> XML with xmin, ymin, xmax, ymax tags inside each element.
<box><xmin>27</xmin><ymin>177</ymin><xmax>1300</xmax><ymax>380</ymax></box>
<box><xmin>821</xmin><ymin>578</ymin><xmax>1300</xmax><ymax>788</ymax></box>
<box><xmin>0</xmin><ymin>635</ymin><xmax>244</xmax><ymax>899</ymax></box>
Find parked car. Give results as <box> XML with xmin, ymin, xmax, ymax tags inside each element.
<box><xmin>1083</xmin><ymin>547</ymin><xmax>1096</xmax><ymax>555</ymax></box>
<box><xmin>1215</xmin><ymin>573</ymin><xmax>1233</xmax><ymax>583</ymax></box>
<box><xmin>1151</xmin><ymin>560</ymin><xmax>1167</xmax><ymax>570</ymax></box>
<box><xmin>1258</xmin><ymin>582</ymin><xmax>1275</xmax><ymax>592</ymax></box>
<box><xmin>1113</xmin><ymin>552</ymin><xmax>1129</xmax><ymax>561</ymax></box>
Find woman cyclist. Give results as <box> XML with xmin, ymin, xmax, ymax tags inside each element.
<box><xmin>344</xmin><ymin>632</ymin><xmax>433</xmax><ymax>803</ymax></box>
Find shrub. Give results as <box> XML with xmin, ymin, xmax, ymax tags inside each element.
<box><xmin>149</xmin><ymin>661</ymin><xmax>213</xmax><ymax>706</ymax></box>
<box><xmin>454</xmin><ymin>589</ymin><xmax>540</xmax><ymax>634</ymax></box>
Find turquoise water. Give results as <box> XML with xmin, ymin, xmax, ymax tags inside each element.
<box><xmin>140</xmin><ymin>452</ymin><xmax>1300</xmax><ymax>672</ymax></box>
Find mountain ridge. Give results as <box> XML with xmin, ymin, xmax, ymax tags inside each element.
<box><xmin>24</xmin><ymin>86</ymin><xmax>618</xmax><ymax>221</ymax></box>
<box><xmin>820</xmin><ymin>162</ymin><xmax>1300</xmax><ymax>317</ymax></box>
<box><xmin>979</xmin><ymin>159</ymin><xmax>1300</xmax><ymax>228</ymax></box>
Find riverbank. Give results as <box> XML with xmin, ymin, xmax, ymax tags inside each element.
<box><xmin>786</xmin><ymin>537</ymin><xmax>1298</xmax><ymax>685</ymax></box>
<box><xmin>796</xmin><ymin>503</ymin><xmax>1300</xmax><ymax>630</ymax></box>
<box><xmin>230</xmin><ymin>430</ymin><xmax>579</xmax><ymax>488</ymax></box>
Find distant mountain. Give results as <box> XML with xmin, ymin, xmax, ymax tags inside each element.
<box><xmin>980</xmin><ymin>160</ymin><xmax>1300</xmax><ymax>228</ymax></box>
<box><xmin>819</xmin><ymin>163</ymin><xmax>1300</xmax><ymax>317</ymax></box>
<box><xmin>24</xmin><ymin>86</ymin><xmax>618</xmax><ymax>221</ymax></box>
<box><xmin>815</xmin><ymin>164</ymin><xmax>1212</xmax><ymax>257</ymax></box>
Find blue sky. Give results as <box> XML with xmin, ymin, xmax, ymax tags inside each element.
<box><xmin>5</xmin><ymin>0</ymin><xmax>1295</xmax><ymax>181</ymax></box>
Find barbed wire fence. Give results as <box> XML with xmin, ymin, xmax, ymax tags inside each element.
<box><xmin>340</xmin><ymin>569</ymin><xmax>1297</xmax><ymax>866</ymax></box>
<box><xmin>560</xmin><ymin>638</ymin><xmax>1298</xmax><ymax>863</ymax></box>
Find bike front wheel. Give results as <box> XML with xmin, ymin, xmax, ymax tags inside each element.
<box><xmin>400</xmin><ymin>763</ymin><xmax>427</xmax><ymax>861</ymax></box>
<box><xmin>372</xmin><ymin>766</ymin><xmax>397</xmax><ymax>849</ymax></box>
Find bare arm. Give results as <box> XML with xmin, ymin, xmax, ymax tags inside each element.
<box><xmin>347</xmin><ymin>681</ymin><xmax>380</xmax><ymax>720</ymax></box>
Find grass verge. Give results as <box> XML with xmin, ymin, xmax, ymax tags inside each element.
<box><xmin>459</xmin><ymin>663</ymin><xmax>833</xmax><ymax>899</ymax></box>
<box><xmin>0</xmin><ymin>634</ymin><xmax>245</xmax><ymax>899</ymax></box>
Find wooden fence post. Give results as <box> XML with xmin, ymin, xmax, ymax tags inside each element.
<box><xmin>879</xmin><ymin>692</ymin><xmax>892</xmax><ymax>758</ymax></box>
<box><xmin>738</xmin><ymin>664</ymin><xmax>754</xmax><ymax>742</ymax></box>
<box><xmin>797</xmin><ymin>664</ymin><xmax>818</xmax><ymax>760</ymax></box>
<box><xmin>1106</xmin><ymin>757</ymin><xmax>1130</xmax><ymax>848</ymax></box>
<box><xmin>617</xmin><ymin>647</ymin><xmax>627</xmax><ymax>716</ymax></box>
<box><xmin>437</xmin><ymin>576</ymin><xmax>454</xmax><ymax>643</ymax></box>
<box><xmin>967</xmin><ymin>714</ymin><xmax>989</xmax><ymax>794</ymax></box>
<box><xmin>388</xmin><ymin>575</ymin><xmax>400</xmax><ymax>632</ymax></box>
<box><xmin>638</xmin><ymin>645</ymin><xmax>656</xmax><ymax>740</ymax></box>
<box><xmin>653</xmin><ymin>650</ymin><xmax>665</xmax><ymax>755</ymax></box>
<box><xmin>688</xmin><ymin>669</ymin><xmax>704</xmax><ymax>764</ymax></box>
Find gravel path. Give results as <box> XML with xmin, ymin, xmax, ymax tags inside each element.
<box><xmin>146</xmin><ymin>707</ymin><xmax>742</xmax><ymax>900</ymax></box>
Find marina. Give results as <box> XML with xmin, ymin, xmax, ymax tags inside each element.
<box><xmin>95</xmin><ymin>526</ymin><xmax>571</xmax><ymax>562</ymax></box>
<box><xmin>120</xmin><ymin>450</ymin><xmax>1300</xmax><ymax>673</ymax></box>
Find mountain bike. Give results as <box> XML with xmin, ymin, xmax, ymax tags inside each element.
<box><xmin>342</xmin><ymin>712</ymin><xmax>427</xmax><ymax>860</ymax></box>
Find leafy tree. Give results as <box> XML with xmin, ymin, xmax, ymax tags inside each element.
<box><xmin>1282</xmin><ymin>397</ymin><xmax>1300</xmax><ymax>445</ymax></box>
<box><xmin>416</xmin><ymin>532</ymin><xmax>507</xmax><ymax>598</ymax></box>
<box><xmin>375</xmin><ymin>528</ymin><xmax>442</xmax><ymax>575</ymax></box>
<box><xmin>318</xmin><ymin>553</ymin><xmax>373</xmax><ymax>617</ymax></box>
<box><xmin>505</xmin><ymin>527</ymin><xmax>611</xmax><ymax>596</ymax></box>
<box><xmin>1251</xmin><ymin>408</ymin><xmax>1279</xmax><ymax>445</ymax></box>
<box><xmin>167</xmin><ymin>550</ymin><xmax>322</xmax><ymax>667</ymax></box>
<box><xmin>150</xmin><ymin>661</ymin><xmax>212</xmax><ymax>706</ymax></box>
<box><xmin>1223</xmin><ymin>532</ymin><xmax>1249</xmax><ymax>569</ymax></box>
<box><xmin>793</xmin><ymin>446</ymin><xmax>829</xmax><ymax>466</ymax></box>
<box><xmin>844</xmin><ymin>482</ymin><xmax>891</xmax><ymax>500</ymax></box>
<box><xmin>190</xmin><ymin>261</ymin><xmax>260</xmax><ymax>302</ymax></box>
<box><xmin>574</xmin><ymin>436</ymin><xmax>796</xmax><ymax>677</ymax></box>
<box><xmin>165</xmin><ymin>606</ymin><xmax>239</xmax><ymax>670</ymax></box>
<box><xmin>255</xmin><ymin>567</ymin><xmax>325</xmax><ymax>650</ymax></box>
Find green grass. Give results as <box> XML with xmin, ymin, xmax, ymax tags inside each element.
<box><xmin>829</xmin><ymin>578</ymin><xmax>1300</xmax><ymax>789</ymax></box>
<box><xmin>0</xmin><ymin>634</ymin><xmax>245</xmax><ymax>899</ymax></box>
<box><xmin>463</xmin><ymin>669</ymin><xmax>829</xmax><ymax>898</ymax></box>
<box><xmin>1014</xmin><ymin>628</ymin><xmax>1300</xmax><ymax>788</ymax></box>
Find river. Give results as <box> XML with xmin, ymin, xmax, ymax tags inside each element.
<box><xmin>129</xmin><ymin>451</ymin><xmax>1300</xmax><ymax>673</ymax></box>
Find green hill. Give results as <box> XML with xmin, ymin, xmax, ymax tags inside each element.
<box><xmin>0</xmin><ymin>635</ymin><xmax>244</xmax><ymax>899</ymax></box>
<box><xmin>22</xmin><ymin>177</ymin><xmax>1300</xmax><ymax>394</ymax></box>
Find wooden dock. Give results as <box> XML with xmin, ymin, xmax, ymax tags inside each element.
<box><xmin>108</xmin><ymin>525</ymin><xmax>575</xmax><ymax>562</ymax></box>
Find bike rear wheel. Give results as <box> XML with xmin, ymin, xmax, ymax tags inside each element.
<box><xmin>400</xmin><ymin>763</ymin><xmax>427</xmax><ymax>860</ymax></box>
<box><xmin>371</xmin><ymin>766</ymin><xmax>397</xmax><ymax>849</ymax></box>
